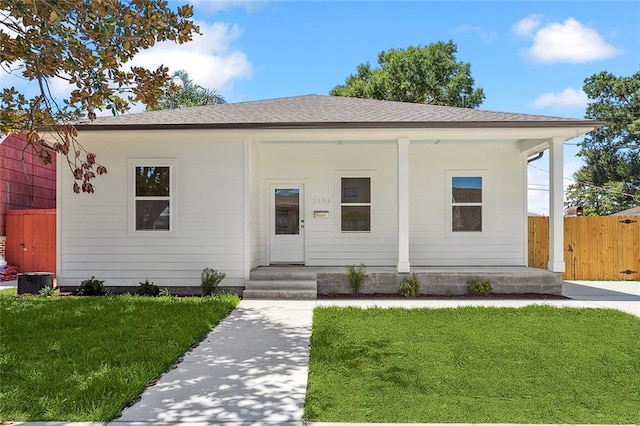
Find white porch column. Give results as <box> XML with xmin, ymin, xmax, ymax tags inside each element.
<box><xmin>397</xmin><ymin>138</ymin><xmax>410</xmax><ymax>273</ymax></box>
<box><xmin>242</xmin><ymin>140</ymin><xmax>251</xmax><ymax>283</ymax></box>
<box><xmin>548</xmin><ymin>137</ymin><xmax>565</xmax><ymax>273</ymax></box>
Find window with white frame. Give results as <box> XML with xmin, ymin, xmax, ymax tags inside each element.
<box><xmin>132</xmin><ymin>162</ymin><xmax>174</xmax><ymax>232</ymax></box>
<box><xmin>341</xmin><ymin>177</ymin><xmax>371</xmax><ymax>232</ymax></box>
<box><xmin>451</xmin><ymin>176</ymin><xmax>482</xmax><ymax>232</ymax></box>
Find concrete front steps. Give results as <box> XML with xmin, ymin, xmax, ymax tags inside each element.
<box><xmin>243</xmin><ymin>268</ymin><xmax>318</xmax><ymax>299</ymax></box>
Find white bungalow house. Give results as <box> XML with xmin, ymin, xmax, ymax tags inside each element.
<box><xmin>57</xmin><ymin>95</ymin><xmax>599</xmax><ymax>296</ymax></box>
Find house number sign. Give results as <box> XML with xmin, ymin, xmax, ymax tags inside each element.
<box><xmin>312</xmin><ymin>197</ymin><xmax>331</xmax><ymax>204</ymax></box>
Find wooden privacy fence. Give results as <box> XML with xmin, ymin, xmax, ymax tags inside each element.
<box><xmin>5</xmin><ymin>209</ymin><xmax>56</xmax><ymax>275</ymax></box>
<box><xmin>528</xmin><ymin>216</ymin><xmax>640</xmax><ymax>280</ymax></box>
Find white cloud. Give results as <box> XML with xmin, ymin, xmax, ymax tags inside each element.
<box><xmin>513</xmin><ymin>14</ymin><xmax>542</xmax><ymax>38</ymax></box>
<box><xmin>526</xmin><ymin>17</ymin><xmax>620</xmax><ymax>63</ymax></box>
<box><xmin>452</xmin><ymin>25</ymin><xmax>497</xmax><ymax>43</ymax></box>
<box><xmin>126</xmin><ymin>21</ymin><xmax>252</xmax><ymax>93</ymax></box>
<box><xmin>564</xmin><ymin>158</ymin><xmax>583</xmax><ymax>183</ymax></box>
<box><xmin>2</xmin><ymin>20</ymin><xmax>252</xmax><ymax>118</ymax></box>
<box><xmin>532</xmin><ymin>87</ymin><xmax>589</xmax><ymax>109</ymax></box>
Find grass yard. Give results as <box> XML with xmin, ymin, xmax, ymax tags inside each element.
<box><xmin>0</xmin><ymin>287</ymin><xmax>16</xmax><ymax>296</ymax></box>
<box><xmin>305</xmin><ymin>305</ymin><xmax>640</xmax><ymax>424</ymax></box>
<box><xmin>0</xmin><ymin>292</ymin><xmax>238</xmax><ymax>422</ymax></box>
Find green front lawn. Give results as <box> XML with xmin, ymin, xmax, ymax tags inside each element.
<box><xmin>0</xmin><ymin>292</ymin><xmax>238</xmax><ymax>422</ymax></box>
<box><xmin>305</xmin><ymin>306</ymin><xmax>640</xmax><ymax>423</ymax></box>
<box><xmin>0</xmin><ymin>287</ymin><xmax>16</xmax><ymax>296</ymax></box>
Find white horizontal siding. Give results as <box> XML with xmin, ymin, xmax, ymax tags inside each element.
<box><xmin>58</xmin><ymin>131</ymin><xmax>245</xmax><ymax>288</ymax></box>
<box><xmin>409</xmin><ymin>142</ymin><xmax>526</xmax><ymax>266</ymax></box>
<box><xmin>60</xmin><ymin>239</ymin><xmax>243</xmax><ymax>251</ymax></box>
<box><xmin>59</xmin><ymin>131</ymin><xmax>530</xmax><ymax>283</ymax></box>
<box><xmin>259</xmin><ymin>140</ymin><xmax>526</xmax><ymax>267</ymax></box>
<box><xmin>261</xmin><ymin>142</ymin><xmax>398</xmax><ymax>266</ymax></box>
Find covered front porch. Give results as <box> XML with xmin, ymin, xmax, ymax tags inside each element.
<box><xmin>243</xmin><ymin>265</ymin><xmax>562</xmax><ymax>299</ymax></box>
<box><xmin>247</xmin><ymin>135</ymin><xmax>571</xmax><ymax>277</ymax></box>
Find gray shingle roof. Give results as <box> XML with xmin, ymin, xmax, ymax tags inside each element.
<box><xmin>77</xmin><ymin>94</ymin><xmax>597</xmax><ymax>130</ymax></box>
<box><xmin>611</xmin><ymin>206</ymin><xmax>640</xmax><ymax>216</ymax></box>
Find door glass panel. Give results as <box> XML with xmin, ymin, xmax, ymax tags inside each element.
<box><xmin>275</xmin><ymin>188</ymin><xmax>299</xmax><ymax>235</ymax></box>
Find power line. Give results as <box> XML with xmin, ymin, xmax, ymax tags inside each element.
<box><xmin>527</xmin><ymin>163</ymin><xmax>639</xmax><ymax>201</ymax></box>
<box><xmin>528</xmin><ymin>163</ymin><xmax>576</xmax><ymax>182</ymax></box>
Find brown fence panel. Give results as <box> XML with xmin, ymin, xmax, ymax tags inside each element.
<box><xmin>5</xmin><ymin>209</ymin><xmax>56</xmax><ymax>274</ymax></box>
<box><xmin>528</xmin><ymin>216</ymin><xmax>549</xmax><ymax>270</ymax></box>
<box><xmin>528</xmin><ymin>216</ymin><xmax>640</xmax><ymax>280</ymax></box>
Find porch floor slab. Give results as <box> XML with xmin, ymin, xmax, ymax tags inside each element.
<box><xmin>251</xmin><ymin>265</ymin><xmax>556</xmax><ymax>275</ymax></box>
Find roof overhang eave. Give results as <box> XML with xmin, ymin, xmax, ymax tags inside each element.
<box><xmin>74</xmin><ymin>120</ymin><xmax>604</xmax><ymax>132</ymax></box>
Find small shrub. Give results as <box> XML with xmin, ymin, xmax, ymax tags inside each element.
<box><xmin>136</xmin><ymin>279</ymin><xmax>160</xmax><ymax>296</ymax></box>
<box><xmin>38</xmin><ymin>286</ymin><xmax>58</xmax><ymax>297</ymax></box>
<box><xmin>399</xmin><ymin>273</ymin><xmax>420</xmax><ymax>298</ymax></box>
<box><xmin>159</xmin><ymin>287</ymin><xmax>172</xmax><ymax>297</ymax></box>
<box><xmin>77</xmin><ymin>276</ymin><xmax>105</xmax><ymax>296</ymax></box>
<box><xmin>347</xmin><ymin>264</ymin><xmax>366</xmax><ymax>295</ymax></box>
<box><xmin>468</xmin><ymin>280</ymin><xmax>492</xmax><ymax>296</ymax></box>
<box><xmin>201</xmin><ymin>268</ymin><xmax>226</xmax><ymax>296</ymax></box>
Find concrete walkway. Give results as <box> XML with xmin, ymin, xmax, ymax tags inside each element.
<box><xmin>110</xmin><ymin>300</ymin><xmax>315</xmax><ymax>425</ymax></box>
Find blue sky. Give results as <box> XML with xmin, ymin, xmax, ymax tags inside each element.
<box><xmin>185</xmin><ymin>1</ymin><xmax>638</xmax><ymax>116</ymax></box>
<box><xmin>2</xmin><ymin>1</ymin><xmax>639</xmax><ymax>213</ymax></box>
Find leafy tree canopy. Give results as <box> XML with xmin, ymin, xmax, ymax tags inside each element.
<box><xmin>147</xmin><ymin>70</ymin><xmax>226</xmax><ymax>111</ymax></box>
<box><xmin>0</xmin><ymin>0</ymin><xmax>198</xmax><ymax>193</ymax></box>
<box><xmin>566</xmin><ymin>69</ymin><xmax>640</xmax><ymax>215</ymax></box>
<box><xmin>330</xmin><ymin>41</ymin><xmax>485</xmax><ymax>108</ymax></box>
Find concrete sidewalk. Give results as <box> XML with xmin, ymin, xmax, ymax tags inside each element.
<box><xmin>563</xmin><ymin>280</ymin><xmax>640</xmax><ymax>317</ymax></box>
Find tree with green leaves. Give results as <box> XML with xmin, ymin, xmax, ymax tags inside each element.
<box><xmin>566</xmin><ymin>69</ymin><xmax>640</xmax><ymax>215</ymax></box>
<box><xmin>1</xmin><ymin>0</ymin><xmax>198</xmax><ymax>193</ymax></box>
<box><xmin>147</xmin><ymin>70</ymin><xmax>226</xmax><ymax>111</ymax></box>
<box><xmin>330</xmin><ymin>41</ymin><xmax>485</xmax><ymax>108</ymax></box>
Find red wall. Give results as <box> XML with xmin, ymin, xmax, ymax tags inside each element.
<box><xmin>0</xmin><ymin>134</ymin><xmax>56</xmax><ymax>235</ymax></box>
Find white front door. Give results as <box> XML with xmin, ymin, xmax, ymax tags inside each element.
<box><xmin>270</xmin><ymin>184</ymin><xmax>305</xmax><ymax>263</ymax></box>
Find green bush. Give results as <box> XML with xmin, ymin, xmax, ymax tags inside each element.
<box><xmin>38</xmin><ymin>286</ymin><xmax>58</xmax><ymax>297</ymax></box>
<box><xmin>77</xmin><ymin>276</ymin><xmax>105</xmax><ymax>296</ymax></box>
<box><xmin>347</xmin><ymin>264</ymin><xmax>366</xmax><ymax>295</ymax></box>
<box><xmin>468</xmin><ymin>280</ymin><xmax>492</xmax><ymax>296</ymax></box>
<box><xmin>136</xmin><ymin>280</ymin><xmax>160</xmax><ymax>296</ymax></box>
<box><xmin>399</xmin><ymin>273</ymin><xmax>420</xmax><ymax>298</ymax></box>
<box><xmin>201</xmin><ymin>268</ymin><xmax>226</xmax><ymax>296</ymax></box>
